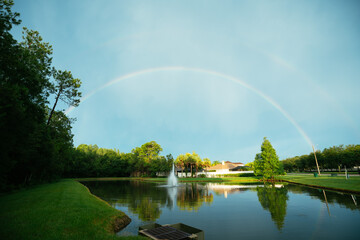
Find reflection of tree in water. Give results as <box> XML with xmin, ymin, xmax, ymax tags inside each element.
<box><xmin>177</xmin><ymin>183</ymin><xmax>213</xmax><ymax>212</ymax></box>
<box><xmin>81</xmin><ymin>181</ymin><xmax>169</xmax><ymax>221</ymax></box>
<box><xmin>257</xmin><ymin>185</ymin><xmax>288</xmax><ymax>230</ymax></box>
<box><xmin>287</xmin><ymin>185</ymin><xmax>360</xmax><ymax>211</ymax></box>
<box><xmin>128</xmin><ymin>197</ymin><xmax>161</xmax><ymax>221</ymax></box>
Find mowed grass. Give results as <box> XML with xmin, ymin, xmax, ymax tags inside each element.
<box><xmin>0</xmin><ymin>179</ymin><xmax>146</xmax><ymax>240</ymax></box>
<box><xmin>278</xmin><ymin>175</ymin><xmax>360</xmax><ymax>193</ymax></box>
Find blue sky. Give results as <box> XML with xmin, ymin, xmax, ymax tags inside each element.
<box><xmin>12</xmin><ymin>0</ymin><xmax>360</xmax><ymax>163</ymax></box>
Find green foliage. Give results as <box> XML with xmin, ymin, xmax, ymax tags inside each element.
<box><xmin>222</xmin><ymin>172</ymin><xmax>256</xmax><ymax>177</ymax></box>
<box><xmin>254</xmin><ymin>137</ymin><xmax>283</xmax><ymax>180</ymax></box>
<box><xmin>245</xmin><ymin>162</ymin><xmax>254</xmax><ymax>170</ymax></box>
<box><xmin>175</xmin><ymin>154</ymin><xmax>186</xmax><ymax>174</ymax></box>
<box><xmin>212</xmin><ymin>160</ymin><xmax>220</xmax><ymax>166</ymax></box>
<box><xmin>65</xmin><ymin>144</ymin><xmax>131</xmax><ymax>178</ymax></box>
<box><xmin>66</xmin><ymin>142</ymin><xmax>173</xmax><ymax>178</ymax></box>
<box><xmin>0</xmin><ymin>1</ymin><xmax>81</xmax><ymax>191</ymax></box>
<box><xmin>175</xmin><ymin>152</ymin><xmax>207</xmax><ymax>177</ymax></box>
<box><xmin>131</xmin><ymin>141</ymin><xmax>164</xmax><ymax>176</ymax></box>
<box><xmin>203</xmin><ymin>158</ymin><xmax>211</xmax><ymax>169</ymax></box>
<box><xmin>47</xmin><ymin>69</ymin><xmax>82</xmax><ymax>125</ymax></box>
<box><xmin>281</xmin><ymin>144</ymin><xmax>360</xmax><ymax>172</ymax></box>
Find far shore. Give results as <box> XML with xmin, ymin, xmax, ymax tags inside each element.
<box><xmin>74</xmin><ymin>174</ymin><xmax>360</xmax><ymax>193</ymax></box>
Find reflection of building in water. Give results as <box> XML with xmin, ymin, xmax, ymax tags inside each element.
<box><xmin>208</xmin><ymin>183</ymin><xmax>284</xmax><ymax>198</ymax></box>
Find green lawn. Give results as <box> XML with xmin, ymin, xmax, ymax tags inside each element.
<box><xmin>0</xmin><ymin>179</ymin><xmax>146</xmax><ymax>240</ymax></box>
<box><xmin>278</xmin><ymin>174</ymin><xmax>360</xmax><ymax>193</ymax></box>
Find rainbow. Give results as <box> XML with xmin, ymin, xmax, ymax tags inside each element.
<box><xmin>65</xmin><ymin>66</ymin><xmax>314</xmax><ymax>148</ymax></box>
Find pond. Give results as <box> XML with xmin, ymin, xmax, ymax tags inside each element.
<box><xmin>81</xmin><ymin>181</ymin><xmax>360</xmax><ymax>240</ymax></box>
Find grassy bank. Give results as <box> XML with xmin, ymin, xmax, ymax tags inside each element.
<box><xmin>0</xmin><ymin>179</ymin><xmax>145</xmax><ymax>240</ymax></box>
<box><xmin>278</xmin><ymin>175</ymin><xmax>360</xmax><ymax>193</ymax></box>
<box><xmin>76</xmin><ymin>176</ymin><xmax>262</xmax><ymax>183</ymax></box>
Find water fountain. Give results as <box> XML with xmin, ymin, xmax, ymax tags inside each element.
<box><xmin>167</xmin><ymin>163</ymin><xmax>178</xmax><ymax>187</ymax></box>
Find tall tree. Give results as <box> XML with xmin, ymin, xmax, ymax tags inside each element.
<box><xmin>0</xmin><ymin>1</ymin><xmax>53</xmax><ymax>188</ymax></box>
<box><xmin>0</xmin><ymin>1</ymin><xmax>81</xmax><ymax>190</ymax></box>
<box><xmin>202</xmin><ymin>158</ymin><xmax>211</xmax><ymax>170</ymax></box>
<box><xmin>254</xmin><ymin>137</ymin><xmax>282</xmax><ymax>181</ymax></box>
<box><xmin>192</xmin><ymin>152</ymin><xmax>202</xmax><ymax>177</ymax></box>
<box><xmin>47</xmin><ymin>69</ymin><xmax>81</xmax><ymax>125</ymax></box>
<box><xmin>175</xmin><ymin>154</ymin><xmax>186</xmax><ymax>176</ymax></box>
<box><xmin>185</xmin><ymin>153</ymin><xmax>196</xmax><ymax>178</ymax></box>
<box><xmin>131</xmin><ymin>141</ymin><xmax>163</xmax><ymax>176</ymax></box>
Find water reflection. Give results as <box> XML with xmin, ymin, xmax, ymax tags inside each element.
<box><xmin>81</xmin><ymin>180</ymin><xmax>360</xmax><ymax>237</ymax></box>
<box><xmin>256</xmin><ymin>184</ymin><xmax>288</xmax><ymax>230</ymax></box>
<box><xmin>177</xmin><ymin>183</ymin><xmax>213</xmax><ymax>212</ymax></box>
<box><xmin>82</xmin><ymin>181</ymin><xmax>170</xmax><ymax>221</ymax></box>
<box><xmin>167</xmin><ymin>186</ymin><xmax>177</xmax><ymax>208</ymax></box>
<box><xmin>286</xmin><ymin>184</ymin><xmax>359</xmax><ymax>211</ymax></box>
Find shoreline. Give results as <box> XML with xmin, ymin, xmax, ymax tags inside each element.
<box><xmin>79</xmin><ymin>181</ymin><xmax>132</xmax><ymax>233</ymax></box>
<box><xmin>0</xmin><ymin>179</ymin><xmax>145</xmax><ymax>240</ymax></box>
<box><xmin>75</xmin><ymin>176</ymin><xmax>360</xmax><ymax>194</ymax></box>
<box><xmin>279</xmin><ymin>179</ymin><xmax>360</xmax><ymax>194</ymax></box>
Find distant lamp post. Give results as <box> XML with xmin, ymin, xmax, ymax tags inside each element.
<box><xmin>312</xmin><ymin>145</ymin><xmax>321</xmax><ymax>176</ymax></box>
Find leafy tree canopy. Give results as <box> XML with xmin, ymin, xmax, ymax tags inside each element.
<box><xmin>254</xmin><ymin>137</ymin><xmax>283</xmax><ymax>180</ymax></box>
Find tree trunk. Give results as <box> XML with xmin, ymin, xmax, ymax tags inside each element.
<box><xmin>47</xmin><ymin>88</ymin><xmax>62</xmax><ymax>125</ymax></box>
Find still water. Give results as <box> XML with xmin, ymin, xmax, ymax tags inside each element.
<box><xmin>81</xmin><ymin>181</ymin><xmax>360</xmax><ymax>240</ymax></box>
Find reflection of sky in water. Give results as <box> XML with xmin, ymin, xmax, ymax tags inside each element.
<box><xmin>82</xmin><ymin>181</ymin><xmax>360</xmax><ymax>240</ymax></box>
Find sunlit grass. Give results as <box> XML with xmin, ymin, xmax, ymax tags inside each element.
<box><xmin>0</xmin><ymin>179</ymin><xmax>146</xmax><ymax>240</ymax></box>
<box><xmin>278</xmin><ymin>174</ymin><xmax>360</xmax><ymax>193</ymax></box>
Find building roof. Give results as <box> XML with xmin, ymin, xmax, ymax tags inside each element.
<box><xmin>206</xmin><ymin>161</ymin><xmax>244</xmax><ymax>171</ymax></box>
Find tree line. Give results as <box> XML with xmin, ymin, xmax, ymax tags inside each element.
<box><xmin>0</xmin><ymin>1</ymin><xmax>81</xmax><ymax>192</ymax></box>
<box><xmin>281</xmin><ymin>144</ymin><xmax>360</xmax><ymax>172</ymax></box>
<box><xmin>65</xmin><ymin>141</ymin><xmax>174</xmax><ymax>178</ymax></box>
<box><xmin>66</xmin><ymin>142</ymin><xmax>214</xmax><ymax>178</ymax></box>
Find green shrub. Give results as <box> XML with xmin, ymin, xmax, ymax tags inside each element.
<box><xmin>222</xmin><ymin>173</ymin><xmax>256</xmax><ymax>177</ymax></box>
